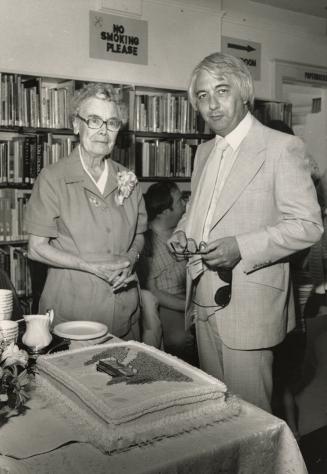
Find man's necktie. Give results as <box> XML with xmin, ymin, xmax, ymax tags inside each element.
<box><xmin>186</xmin><ymin>138</ymin><xmax>229</xmax><ymax>245</ymax></box>
<box><xmin>185</xmin><ymin>138</ymin><xmax>229</xmax><ymax>281</ymax></box>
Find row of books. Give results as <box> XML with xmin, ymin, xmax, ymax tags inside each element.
<box><xmin>0</xmin><ymin>245</ymin><xmax>32</xmax><ymax>297</ymax></box>
<box><xmin>253</xmin><ymin>101</ymin><xmax>292</xmax><ymax>127</ymax></box>
<box><xmin>0</xmin><ymin>188</ymin><xmax>32</xmax><ymax>241</ymax></box>
<box><xmin>0</xmin><ymin>132</ymin><xmax>77</xmax><ymax>184</ymax></box>
<box><xmin>0</xmin><ymin>73</ymin><xmax>74</xmax><ymax>129</ymax></box>
<box><xmin>128</xmin><ymin>90</ymin><xmax>209</xmax><ymax>134</ymax></box>
<box><xmin>135</xmin><ymin>138</ymin><xmax>197</xmax><ymax>178</ymax></box>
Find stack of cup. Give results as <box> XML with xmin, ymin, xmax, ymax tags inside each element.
<box><xmin>0</xmin><ymin>289</ymin><xmax>13</xmax><ymax>320</ymax></box>
<box><xmin>0</xmin><ymin>320</ymin><xmax>18</xmax><ymax>346</ymax></box>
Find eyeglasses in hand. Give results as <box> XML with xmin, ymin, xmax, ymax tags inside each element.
<box><xmin>77</xmin><ymin>114</ymin><xmax>122</xmax><ymax>132</ymax></box>
<box><xmin>171</xmin><ymin>238</ymin><xmax>208</xmax><ymax>258</ymax></box>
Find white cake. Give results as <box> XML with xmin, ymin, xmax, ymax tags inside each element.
<box><xmin>36</xmin><ymin>341</ymin><xmax>240</xmax><ymax>454</ymax></box>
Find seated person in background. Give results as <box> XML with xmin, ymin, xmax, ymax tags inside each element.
<box><xmin>25</xmin><ymin>83</ymin><xmax>147</xmax><ymax>340</ymax></box>
<box><xmin>138</xmin><ymin>181</ymin><xmax>198</xmax><ymax>365</ymax></box>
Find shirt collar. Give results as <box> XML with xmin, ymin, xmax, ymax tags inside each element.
<box><xmin>216</xmin><ymin>112</ymin><xmax>252</xmax><ymax>151</ymax></box>
<box><xmin>79</xmin><ymin>145</ymin><xmax>109</xmax><ymax>194</ymax></box>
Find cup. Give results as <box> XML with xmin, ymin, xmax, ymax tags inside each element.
<box><xmin>0</xmin><ymin>310</ymin><xmax>12</xmax><ymax>320</ymax></box>
<box><xmin>0</xmin><ymin>319</ymin><xmax>18</xmax><ymax>346</ymax></box>
<box><xmin>0</xmin><ymin>289</ymin><xmax>13</xmax><ymax>298</ymax></box>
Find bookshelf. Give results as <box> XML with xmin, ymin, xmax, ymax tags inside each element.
<box><xmin>253</xmin><ymin>98</ymin><xmax>292</xmax><ymax>128</ymax></box>
<box><xmin>0</xmin><ymin>71</ymin><xmax>292</xmax><ymax>302</ymax></box>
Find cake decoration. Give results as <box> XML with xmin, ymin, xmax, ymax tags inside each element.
<box><xmin>36</xmin><ymin>341</ymin><xmax>241</xmax><ymax>454</ymax></box>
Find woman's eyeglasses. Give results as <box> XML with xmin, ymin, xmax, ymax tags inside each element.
<box><xmin>171</xmin><ymin>238</ymin><xmax>208</xmax><ymax>258</ymax></box>
<box><xmin>77</xmin><ymin>114</ymin><xmax>122</xmax><ymax>132</ymax></box>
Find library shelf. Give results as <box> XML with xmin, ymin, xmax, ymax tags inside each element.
<box><xmin>0</xmin><ymin>70</ymin><xmax>292</xmax><ymax>301</ymax></box>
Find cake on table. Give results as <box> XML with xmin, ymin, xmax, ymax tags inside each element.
<box><xmin>36</xmin><ymin>341</ymin><xmax>241</xmax><ymax>454</ymax></box>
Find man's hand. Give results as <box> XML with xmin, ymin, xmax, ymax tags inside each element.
<box><xmin>201</xmin><ymin>236</ymin><xmax>241</xmax><ymax>270</ymax></box>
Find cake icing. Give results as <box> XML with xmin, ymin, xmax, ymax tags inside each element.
<box><xmin>36</xmin><ymin>341</ymin><xmax>241</xmax><ymax>454</ymax></box>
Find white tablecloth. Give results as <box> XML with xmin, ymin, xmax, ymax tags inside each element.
<box><xmin>1</xmin><ymin>389</ymin><xmax>307</xmax><ymax>474</ymax></box>
<box><xmin>0</xmin><ymin>338</ymin><xmax>307</xmax><ymax>474</ymax></box>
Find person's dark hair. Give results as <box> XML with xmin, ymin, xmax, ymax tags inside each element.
<box><xmin>266</xmin><ymin>120</ymin><xmax>294</xmax><ymax>135</ymax></box>
<box><xmin>144</xmin><ymin>181</ymin><xmax>179</xmax><ymax>221</ymax></box>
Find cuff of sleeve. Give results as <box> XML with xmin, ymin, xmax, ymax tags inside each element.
<box><xmin>25</xmin><ymin>220</ymin><xmax>58</xmax><ymax>238</ymax></box>
<box><xmin>236</xmin><ymin>234</ymin><xmax>260</xmax><ymax>274</ymax></box>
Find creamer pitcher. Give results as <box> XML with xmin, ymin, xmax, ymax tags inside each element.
<box><xmin>22</xmin><ymin>309</ymin><xmax>54</xmax><ymax>352</ymax></box>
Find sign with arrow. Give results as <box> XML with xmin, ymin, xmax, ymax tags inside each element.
<box><xmin>221</xmin><ymin>36</ymin><xmax>261</xmax><ymax>80</ymax></box>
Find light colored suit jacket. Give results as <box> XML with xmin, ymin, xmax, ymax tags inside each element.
<box><xmin>178</xmin><ymin>116</ymin><xmax>323</xmax><ymax>350</ymax></box>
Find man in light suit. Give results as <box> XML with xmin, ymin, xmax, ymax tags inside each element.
<box><xmin>168</xmin><ymin>52</ymin><xmax>323</xmax><ymax>412</ymax></box>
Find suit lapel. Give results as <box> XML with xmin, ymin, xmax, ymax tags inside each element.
<box><xmin>210</xmin><ymin>119</ymin><xmax>267</xmax><ymax>230</ymax></box>
<box><xmin>192</xmin><ymin>138</ymin><xmax>216</xmax><ymax>190</ymax></box>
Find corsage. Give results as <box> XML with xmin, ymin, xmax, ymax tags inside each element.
<box><xmin>115</xmin><ymin>170</ymin><xmax>138</xmax><ymax>205</ymax></box>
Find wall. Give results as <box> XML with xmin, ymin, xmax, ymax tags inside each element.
<box><xmin>0</xmin><ymin>0</ymin><xmax>222</xmax><ymax>89</ymax></box>
<box><xmin>221</xmin><ymin>0</ymin><xmax>327</xmax><ymax>100</ymax></box>
<box><xmin>0</xmin><ymin>0</ymin><xmax>327</xmax><ymax>99</ymax></box>
<box><xmin>1</xmin><ymin>0</ymin><xmax>327</xmax><ymax>96</ymax></box>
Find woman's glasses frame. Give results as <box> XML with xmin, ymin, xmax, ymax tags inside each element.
<box><xmin>76</xmin><ymin>114</ymin><xmax>122</xmax><ymax>132</ymax></box>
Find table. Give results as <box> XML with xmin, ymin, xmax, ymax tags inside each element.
<box><xmin>0</xmin><ymin>341</ymin><xmax>308</xmax><ymax>474</ymax></box>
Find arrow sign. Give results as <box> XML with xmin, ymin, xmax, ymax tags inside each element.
<box><xmin>222</xmin><ymin>36</ymin><xmax>261</xmax><ymax>80</ymax></box>
<box><xmin>228</xmin><ymin>43</ymin><xmax>256</xmax><ymax>53</ymax></box>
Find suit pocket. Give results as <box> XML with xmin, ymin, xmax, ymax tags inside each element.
<box><xmin>246</xmin><ymin>263</ymin><xmax>286</xmax><ymax>290</ymax></box>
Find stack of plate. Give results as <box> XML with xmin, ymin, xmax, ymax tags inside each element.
<box><xmin>0</xmin><ymin>289</ymin><xmax>13</xmax><ymax>320</ymax></box>
<box><xmin>0</xmin><ymin>320</ymin><xmax>18</xmax><ymax>346</ymax></box>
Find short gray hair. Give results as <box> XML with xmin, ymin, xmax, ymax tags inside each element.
<box><xmin>70</xmin><ymin>82</ymin><xmax>128</xmax><ymax>124</ymax></box>
<box><xmin>188</xmin><ymin>52</ymin><xmax>255</xmax><ymax>110</ymax></box>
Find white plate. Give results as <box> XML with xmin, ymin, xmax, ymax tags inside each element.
<box><xmin>53</xmin><ymin>321</ymin><xmax>108</xmax><ymax>340</ymax></box>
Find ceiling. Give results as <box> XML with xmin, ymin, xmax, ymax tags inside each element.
<box><xmin>251</xmin><ymin>0</ymin><xmax>327</xmax><ymax>19</ymax></box>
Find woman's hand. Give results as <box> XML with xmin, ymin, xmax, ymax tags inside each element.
<box><xmin>89</xmin><ymin>258</ymin><xmax>131</xmax><ymax>285</ymax></box>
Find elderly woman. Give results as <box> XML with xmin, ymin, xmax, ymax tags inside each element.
<box><xmin>25</xmin><ymin>83</ymin><xmax>147</xmax><ymax>340</ymax></box>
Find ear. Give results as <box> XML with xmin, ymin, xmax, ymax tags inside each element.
<box><xmin>160</xmin><ymin>208</ymin><xmax>170</xmax><ymax>217</ymax></box>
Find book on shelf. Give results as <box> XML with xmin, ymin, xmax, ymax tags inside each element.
<box><xmin>111</xmin><ymin>133</ymin><xmax>135</xmax><ymax>171</ymax></box>
<box><xmin>23</xmin><ymin>135</ymin><xmax>35</xmax><ymax>184</ymax></box>
<box><xmin>129</xmin><ymin>89</ymin><xmax>205</xmax><ymax>134</ymax></box>
<box><xmin>0</xmin><ymin>73</ymin><xmax>75</xmax><ymax>129</ymax></box>
<box><xmin>44</xmin><ymin>133</ymin><xmax>78</xmax><ymax>166</ymax></box>
<box><xmin>0</xmin><ymin>132</ymin><xmax>24</xmax><ymax>184</ymax></box>
<box><xmin>253</xmin><ymin>100</ymin><xmax>292</xmax><ymax>127</ymax></box>
<box><xmin>0</xmin><ymin>246</ymin><xmax>10</xmax><ymax>276</ymax></box>
<box><xmin>9</xmin><ymin>245</ymin><xmax>31</xmax><ymax>297</ymax></box>
<box><xmin>0</xmin><ymin>188</ymin><xmax>32</xmax><ymax>241</ymax></box>
<box><xmin>0</xmin><ymin>244</ymin><xmax>32</xmax><ymax>299</ymax></box>
<box><xmin>135</xmin><ymin>137</ymin><xmax>197</xmax><ymax>178</ymax></box>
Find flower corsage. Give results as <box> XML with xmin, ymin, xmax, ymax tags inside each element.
<box><xmin>115</xmin><ymin>170</ymin><xmax>138</xmax><ymax>206</ymax></box>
